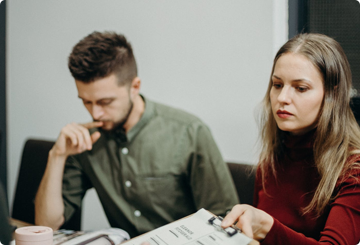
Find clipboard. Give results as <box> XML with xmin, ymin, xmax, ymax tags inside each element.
<box><xmin>123</xmin><ymin>208</ymin><xmax>259</xmax><ymax>245</ymax></box>
<box><xmin>208</xmin><ymin>215</ymin><xmax>240</xmax><ymax>237</ymax></box>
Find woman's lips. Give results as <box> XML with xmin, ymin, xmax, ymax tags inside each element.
<box><xmin>276</xmin><ymin>109</ymin><xmax>293</xmax><ymax>119</ymax></box>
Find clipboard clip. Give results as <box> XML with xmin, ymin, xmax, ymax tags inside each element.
<box><xmin>208</xmin><ymin>216</ymin><xmax>240</xmax><ymax>237</ymax></box>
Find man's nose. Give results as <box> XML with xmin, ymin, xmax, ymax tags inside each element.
<box><xmin>91</xmin><ymin>105</ymin><xmax>104</xmax><ymax>120</ymax></box>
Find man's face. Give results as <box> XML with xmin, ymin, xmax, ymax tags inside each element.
<box><xmin>76</xmin><ymin>73</ymin><xmax>134</xmax><ymax>131</ymax></box>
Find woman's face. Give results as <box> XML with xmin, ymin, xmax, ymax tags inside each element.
<box><xmin>270</xmin><ymin>52</ymin><xmax>324</xmax><ymax>135</ymax></box>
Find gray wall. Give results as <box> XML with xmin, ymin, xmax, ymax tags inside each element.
<box><xmin>7</xmin><ymin>0</ymin><xmax>288</xmax><ymax>230</ymax></box>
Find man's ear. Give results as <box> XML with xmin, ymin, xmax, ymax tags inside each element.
<box><xmin>130</xmin><ymin>77</ymin><xmax>141</xmax><ymax>95</ymax></box>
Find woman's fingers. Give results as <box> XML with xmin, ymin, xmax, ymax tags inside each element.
<box><xmin>236</xmin><ymin>211</ymin><xmax>254</xmax><ymax>238</ymax></box>
<box><xmin>222</xmin><ymin>204</ymin><xmax>247</xmax><ymax>227</ymax></box>
<box><xmin>221</xmin><ymin>204</ymin><xmax>254</xmax><ymax>238</ymax></box>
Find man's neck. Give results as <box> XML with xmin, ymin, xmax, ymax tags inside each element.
<box><xmin>123</xmin><ymin>94</ymin><xmax>145</xmax><ymax>132</ymax></box>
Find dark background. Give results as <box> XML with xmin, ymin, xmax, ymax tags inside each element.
<box><xmin>289</xmin><ymin>0</ymin><xmax>360</xmax><ymax>122</ymax></box>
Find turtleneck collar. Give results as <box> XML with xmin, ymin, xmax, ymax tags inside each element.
<box><xmin>281</xmin><ymin>128</ymin><xmax>317</xmax><ymax>161</ymax></box>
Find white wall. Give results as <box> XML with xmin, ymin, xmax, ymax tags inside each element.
<box><xmin>7</xmin><ymin>0</ymin><xmax>288</xmax><ymax>231</ymax></box>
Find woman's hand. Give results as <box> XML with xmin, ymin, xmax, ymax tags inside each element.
<box><xmin>221</xmin><ymin>204</ymin><xmax>274</xmax><ymax>241</ymax></box>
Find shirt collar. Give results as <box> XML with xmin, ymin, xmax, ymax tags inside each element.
<box><xmin>126</xmin><ymin>94</ymin><xmax>154</xmax><ymax>142</ymax></box>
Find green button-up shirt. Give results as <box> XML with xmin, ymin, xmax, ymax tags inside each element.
<box><xmin>62</xmin><ymin>96</ymin><xmax>238</xmax><ymax>237</ymax></box>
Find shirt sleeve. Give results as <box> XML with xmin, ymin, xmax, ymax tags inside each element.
<box><xmin>187</xmin><ymin>123</ymin><xmax>239</xmax><ymax>216</ymax></box>
<box><xmin>62</xmin><ymin>155</ymin><xmax>92</xmax><ymax>224</ymax></box>
<box><xmin>261</xmin><ymin>168</ymin><xmax>360</xmax><ymax>245</ymax></box>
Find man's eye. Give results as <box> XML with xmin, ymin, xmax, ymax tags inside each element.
<box><xmin>98</xmin><ymin>100</ymin><xmax>112</xmax><ymax>106</ymax></box>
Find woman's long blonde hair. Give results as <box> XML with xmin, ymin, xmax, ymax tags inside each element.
<box><xmin>259</xmin><ymin>33</ymin><xmax>360</xmax><ymax>216</ymax></box>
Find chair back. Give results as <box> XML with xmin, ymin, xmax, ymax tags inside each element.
<box><xmin>227</xmin><ymin>162</ymin><xmax>256</xmax><ymax>205</ymax></box>
<box><xmin>12</xmin><ymin>139</ymin><xmax>82</xmax><ymax>230</ymax></box>
<box><xmin>0</xmin><ymin>181</ymin><xmax>11</xmax><ymax>245</ymax></box>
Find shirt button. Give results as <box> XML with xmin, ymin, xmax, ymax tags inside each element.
<box><xmin>134</xmin><ymin>210</ymin><xmax>141</xmax><ymax>217</ymax></box>
<box><xmin>122</xmin><ymin>148</ymin><xmax>128</xmax><ymax>155</ymax></box>
<box><xmin>125</xmin><ymin>180</ymin><xmax>132</xmax><ymax>187</ymax></box>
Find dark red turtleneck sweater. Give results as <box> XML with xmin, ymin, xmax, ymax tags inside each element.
<box><xmin>254</xmin><ymin>130</ymin><xmax>360</xmax><ymax>244</ymax></box>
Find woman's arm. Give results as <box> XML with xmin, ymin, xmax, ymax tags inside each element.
<box><xmin>222</xmin><ymin>169</ymin><xmax>360</xmax><ymax>244</ymax></box>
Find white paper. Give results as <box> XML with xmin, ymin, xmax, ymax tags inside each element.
<box><xmin>122</xmin><ymin>208</ymin><xmax>252</xmax><ymax>245</ymax></box>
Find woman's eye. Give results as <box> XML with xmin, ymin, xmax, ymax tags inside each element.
<box><xmin>272</xmin><ymin>83</ymin><xmax>282</xmax><ymax>89</ymax></box>
<box><xmin>296</xmin><ymin>87</ymin><xmax>309</xmax><ymax>92</ymax></box>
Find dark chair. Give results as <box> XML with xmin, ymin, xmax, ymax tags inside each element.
<box><xmin>351</xmin><ymin>97</ymin><xmax>360</xmax><ymax>125</ymax></box>
<box><xmin>12</xmin><ymin>139</ymin><xmax>82</xmax><ymax>230</ymax></box>
<box><xmin>0</xmin><ymin>181</ymin><xmax>12</xmax><ymax>245</ymax></box>
<box><xmin>227</xmin><ymin>162</ymin><xmax>256</xmax><ymax>206</ymax></box>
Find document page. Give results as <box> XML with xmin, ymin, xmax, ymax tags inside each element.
<box><xmin>123</xmin><ymin>209</ymin><xmax>253</xmax><ymax>245</ymax></box>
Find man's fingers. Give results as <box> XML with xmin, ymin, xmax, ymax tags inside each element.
<box><xmin>64</xmin><ymin>131</ymin><xmax>78</xmax><ymax>147</ymax></box>
<box><xmin>61</xmin><ymin>123</ymin><xmax>92</xmax><ymax>151</ymax></box>
<box><xmin>61</xmin><ymin>126</ymin><xmax>79</xmax><ymax>147</ymax></box>
<box><xmin>81</xmin><ymin>121</ymin><xmax>104</xmax><ymax>129</ymax></box>
<box><xmin>56</xmin><ymin>122</ymin><xmax>103</xmax><ymax>156</ymax></box>
<box><xmin>90</xmin><ymin>131</ymin><xmax>101</xmax><ymax>145</ymax></box>
<box><xmin>66</xmin><ymin>124</ymin><xmax>88</xmax><ymax>152</ymax></box>
<box><xmin>72</xmin><ymin>123</ymin><xmax>94</xmax><ymax>150</ymax></box>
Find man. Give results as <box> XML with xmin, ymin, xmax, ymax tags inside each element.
<box><xmin>35</xmin><ymin>31</ymin><xmax>238</xmax><ymax>237</ymax></box>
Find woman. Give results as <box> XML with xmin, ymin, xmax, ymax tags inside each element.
<box><xmin>222</xmin><ymin>33</ymin><xmax>360</xmax><ymax>244</ymax></box>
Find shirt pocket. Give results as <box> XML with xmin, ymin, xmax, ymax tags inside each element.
<box><xmin>139</xmin><ymin>174</ymin><xmax>194</xmax><ymax>211</ymax></box>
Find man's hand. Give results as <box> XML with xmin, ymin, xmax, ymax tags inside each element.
<box><xmin>35</xmin><ymin>121</ymin><xmax>103</xmax><ymax>229</ymax></box>
<box><xmin>52</xmin><ymin>121</ymin><xmax>103</xmax><ymax>157</ymax></box>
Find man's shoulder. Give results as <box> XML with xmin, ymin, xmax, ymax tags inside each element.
<box><xmin>151</xmin><ymin>100</ymin><xmax>205</xmax><ymax>126</ymax></box>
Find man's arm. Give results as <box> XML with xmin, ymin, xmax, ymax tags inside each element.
<box><xmin>35</xmin><ymin>121</ymin><xmax>102</xmax><ymax>230</ymax></box>
<box><xmin>35</xmin><ymin>151</ymin><xmax>67</xmax><ymax>229</ymax></box>
<box><xmin>189</xmin><ymin>123</ymin><xmax>239</xmax><ymax>216</ymax></box>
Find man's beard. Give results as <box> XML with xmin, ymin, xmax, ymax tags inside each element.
<box><xmin>114</xmin><ymin>99</ymin><xmax>134</xmax><ymax>129</ymax></box>
<box><xmin>94</xmin><ymin>99</ymin><xmax>134</xmax><ymax>132</ymax></box>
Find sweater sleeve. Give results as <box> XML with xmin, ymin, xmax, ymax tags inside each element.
<box><xmin>253</xmin><ymin>167</ymin><xmax>262</xmax><ymax>208</ymax></box>
<box><xmin>261</xmin><ymin>168</ymin><xmax>360</xmax><ymax>245</ymax></box>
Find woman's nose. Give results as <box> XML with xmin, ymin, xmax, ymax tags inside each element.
<box><xmin>277</xmin><ymin>86</ymin><xmax>292</xmax><ymax>104</ymax></box>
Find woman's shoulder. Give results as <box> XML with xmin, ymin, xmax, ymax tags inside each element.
<box><xmin>336</xmin><ymin>154</ymin><xmax>360</xmax><ymax>188</ymax></box>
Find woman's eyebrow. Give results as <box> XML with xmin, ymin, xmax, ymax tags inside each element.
<box><xmin>272</xmin><ymin>75</ymin><xmax>311</xmax><ymax>83</ymax></box>
<box><xmin>272</xmin><ymin>75</ymin><xmax>282</xmax><ymax>80</ymax></box>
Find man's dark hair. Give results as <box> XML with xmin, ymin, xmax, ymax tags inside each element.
<box><xmin>68</xmin><ymin>31</ymin><xmax>137</xmax><ymax>85</ymax></box>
